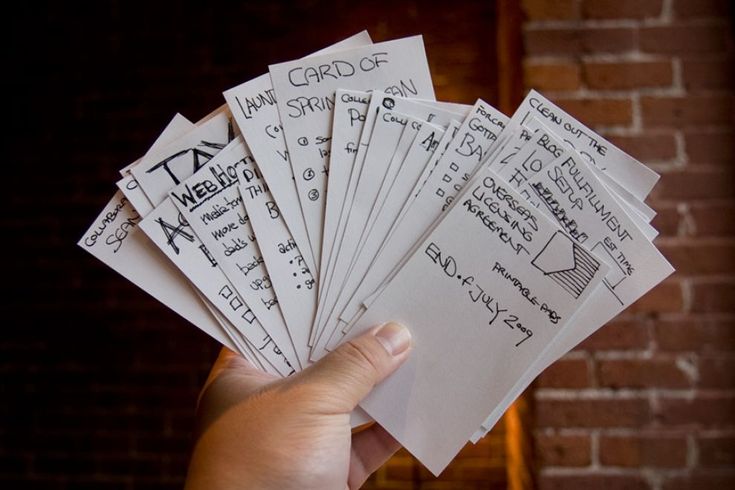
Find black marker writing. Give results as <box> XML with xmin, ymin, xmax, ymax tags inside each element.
<box><xmin>528</xmin><ymin>97</ymin><xmax>607</xmax><ymax>157</ymax></box>
<box><xmin>424</xmin><ymin>242</ymin><xmax>534</xmax><ymax>346</ymax></box>
<box><xmin>235</xmin><ymin>89</ymin><xmax>277</xmax><ymax>120</ymax></box>
<box><xmin>84</xmin><ymin>198</ymin><xmax>129</xmax><ymax>248</ymax></box>
<box><xmin>105</xmin><ymin>213</ymin><xmax>141</xmax><ymax>253</ymax></box>
<box><xmin>492</xmin><ymin>261</ymin><xmax>561</xmax><ymax>324</ymax></box>
<box><xmin>155</xmin><ymin>212</ymin><xmax>195</xmax><ymax>255</ymax></box>
<box><xmin>285</xmin><ymin>94</ymin><xmax>336</xmax><ymax>118</ymax></box>
<box><xmin>383</xmin><ymin>78</ymin><xmax>418</xmax><ymax>97</ymax></box>
<box><xmin>531</xmin><ymin>181</ymin><xmax>588</xmax><ymax>243</ymax></box>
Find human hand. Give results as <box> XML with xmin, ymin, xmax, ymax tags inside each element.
<box><xmin>185</xmin><ymin>322</ymin><xmax>412</xmax><ymax>490</ymax></box>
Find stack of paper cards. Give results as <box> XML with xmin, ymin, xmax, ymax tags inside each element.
<box><xmin>79</xmin><ymin>31</ymin><xmax>674</xmax><ymax>475</ymax></box>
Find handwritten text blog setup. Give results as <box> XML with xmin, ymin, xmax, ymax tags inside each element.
<box><xmin>79</xmin><ymin>32</ymin><xmax>674</xmax><ymax>474</ymax></box>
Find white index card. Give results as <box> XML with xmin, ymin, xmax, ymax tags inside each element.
<box><xmin>511</xmin><ymin>90</ymin><xmax>659</xmax><ymax>202</ymax></box>
<box><xmin>338</xmin><ymin>121</ymin><xmax>447</xmax><ymax>325</ymax></box>
<box><xmin>332</xmin><ymin>116</ymin><xmax>444</xmax><ymax>328</ymax></box>
<box><xmin>117</xmin><ymin>114</ymin><xmax>198</xmax><ymax>216</ymax></box>
<box><xmin>168</xmin><ymin>140</ymin><xmax>302</xmax><ymax>368</ymax></box>
<box><xmin>80</xmin><ymin>117</ymin><xmax>243</xmax><ymax>354</ymax></box>
<box><xmin>318</xmin><ymin>100</ymin><xmax>509</xmax><ymax>354</ymax></box>
<box><xmin>350</xmin><ymin>167</ymin><xmax>608</xmax><ymax>475</ymax></box>
<box><xmin>318</xmin><ymin>89</ymin><xmax>371</xmax><ymax>315</ymax></box>
<box><xmin>79</xmin><ymin>191</ymin><xmax>238</xmax><ymax>352</ymax></box>
<box><xmin>329</xmin><ymin>102</ymin><xmax>465</xmax><ymax>287</ymax></box>
<box><xmin>313</xmin><ymin>94</ymin><xmax>469</xmax><ymax>355</ymax></box>
<box><xmin>492</xmin><ymin>114</ymin><xmax>657</xmax><ymax>224</ymax></box>
<box><xmin>118</xmin><ymin>113</ymin><xmax>195</xmax><ymax>176</ymax></box>
<box><xmin>238</xmin><ymin>162</ymin><xmax>318</xmax><ymax>368</ymax></box>
<box><xmin>132</xmin><ymin>107</ymin><xmax>238</xmax><ymax>207</ymax></box>
<box><xmin>224</xmin><ymin>74</ymin><xmax>317</xmax><ymax>274</ymax></box>
<box><xmin>336</xmin><ymin>119</ymin><xmax>464</xmax><ymax>340</ymax></box>
<box><xmin>472</xmin><ymin>150</ymin><xmax>674</xmax><ymax>440</ymax></box>
<box><xmin>269</xmin><ymin>35</ymin><xmax>436</xmax><ymax>265</ymax></box>
<box><xmin>79</xmin><ymin>30</ymin><xmax>679</xmax><ymax>477</ymax></box>
<box><xmin>139</xmin><ymin>197</ymin><xmax>295</xmax><ymax>376</ymax></box>
<box><xmin>496</xmin><ymin>125</ymin><xmax>659</xmax><ymax>241</ymax></box>
<box><xmin>116</xmin><ymin>175</ymin><xmax>153</xmax><ymax>217</ymax></box>
<box><xmin>223</xmin><ymin>31</ymin><xmax>372</xmax><ymax>276</ymax></box>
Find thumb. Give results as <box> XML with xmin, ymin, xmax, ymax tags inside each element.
<box><xmin>297</xmin><ymin>322</ymin><xmax>412</xmax><ymax>413</ymax></box>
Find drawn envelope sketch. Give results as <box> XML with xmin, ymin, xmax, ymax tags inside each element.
<box><xmin>591</xmin><ymin>241</ymin><xmax>626</xmax><ymax>305</ymax></box>
<box><xmin>531</xmin><ymin>231</ymin><xmax>601</xmax><ymax>299</ymax></box>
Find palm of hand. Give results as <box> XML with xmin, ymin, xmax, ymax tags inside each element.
<box><xmin>185</xmin><ymin>347</ymin><xmax>402</xmax><ymax>490</ymax></box>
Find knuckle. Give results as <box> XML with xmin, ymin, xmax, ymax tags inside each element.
<box><xmin>339</xmin><ymin>339</ymin><xmax>383</xmax><ymax>377</ymax></box>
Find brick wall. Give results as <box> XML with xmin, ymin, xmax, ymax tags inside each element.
<box><xmin>522</xmin><ymin>0</ymin><xmax>735</xmax><ymax>488</ymax></box>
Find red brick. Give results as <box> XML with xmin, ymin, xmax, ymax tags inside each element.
<box><xmin>457</xmin><ymin>436</ymin><xmax>501</xmax><ymax>458</ymax></box>
<box><xmin>699</xmin><ymin>435</ymin><xmax>735</xmax><ymax>467</ymax></box>
<box><xmin>540</xmin><ymin>474</ymin><xmax>649</xmax><ymax>490</ymax></box>
<box><xmin>553</xmin><ymin>97</ymin><xmax>633</xmax><ymax>126</ymax></box>
<box><xmin>691</xmin><ymin>280</ymin><xmax>735</xmax><ymax>313</ymax></box>
<box><xmin>536</xmin><ymin>398</ymin><xmax>651</xmax><ymax>428</ymax></box>
<box><xmin>653</xmin><ymin>168</ymin><xmax>735</xmax><ymax>201</ymax></box>
<box><xmin>538</xmin><ymin>358</ymin><xmax>590</xmax><ymax>388</ymax></box>
<box><xmin>626</xmin><ymin>280</ymin><xmax>683</xmax><ymax>314</ymax></box>
<box><xmin>658</xmin><ymin>240</ymin><xmax>735</xmax><ymax>276</ymax></box>
<box><xmin>521</xmin><ymin>4</ymin><xmax>735</xmax><ymax>487</ymax></box>
<box><xmin>456</xmin><ymin>461</ymin><xmax>507</xmax><ymax>481</ymax></box>
<box><xmin>685</xmin><ymin>129</ymin><xmax>735</xmax><ymax>165</ymax></box>
<box><xmin>420</xmin><ymin>482</ymin><xmax>503</xmax><ymax>490</ymax></box>
<box><xmin>524</xmin><ymin>61</ymin><xmax>581</xmax><ymax>91</ymax></box>
<box><xmin>699</xmin><ymin>356</ymin><xmax>735</xmax><ymax>388</ymax></box>
<box><xmin>535</xmin><ymin>433</ymin><xmax>591</xmax><ymax>467</ymax></box>
<box><xmin>393</xmin><ymin>448</ymin><xmax>413</xmax><ymax>459</ymax></box>
<box><xmin>522</xmin><ymin>0</ymin><xmax>579</xmax><ymax>20</ymax></box>
<box><xmin>657</xmin><ymin>394</ymin><xmax>735</xmax><ymax>427</ymax></box>
<box><xmin>599</xmin><ymin>434</ymin><xmax>688</xmax><ymax>467</ymax></box>
<box><xmin>651</xmin><ymin>205</ymin><xmax>681</xmax><ymax>237</ymax></box>
<box><xmin>690</xmin><ymin>203</ymin><xmax>735</xmax><ymax>237</ymax></box>
<box><xmin>582</xmin><ymin>0</ymin><xmax>663</xmax><ymax>19</ymax></box>
<box><xmin>663</xmin><ymin>472</ymin><xmax>735</xmax><ymax>490</ymax></box>
<box><xmin>640</xmin><ymin>24</ymin><xmax>729</xmax><ymax>54</ymax></box>
<box><xmin>607</xmin><ymin>133</ymin><xmax>677</xmax><ymax>162</ymax></box>
<box><xmin>418</xmin><ymin>460</ymin><xmax>458</xmax><ymax>481</ymax></box>
<box><xmin>655</xmin><ymin>319</ymin><xmax>735</xmax><ymax>353</ymax></box>
<box><xmin>583</xmin><ymin>60</ymin><xmax>673</xmax><ymax>90</ymax></box>
<box><xmin>525</xmin><ymin>27</ymin><xmax>637</xmax><ymax>56</ymax></box>
<box><xmin>641</xmin><ymin>95</ymin><xmax>734</xmax><ymax>128</ymax></box>
<box><xmin>674</xmin><ymin>0</ymin><xmax>732</xmax><ymax>18</ymax></box>
<box><xmin>683</xmin><ymin>57</ymin><xmax>735</xmax><ymax>92</ymax></box>
<box><xmin>427</xmin><ymin>433</ymin><xmax>507</xmax><ymax>483</ymax></box>
<box><xmin>383</xmin><ymin>458</ymin><xmax>415</xmax><ymax>480</ymax></box>
<box><xmin>597</xmin><ymin>358</ymin><xmax>691</xmax><ymax>389</ymax></box>
<box><xmin>577</xmin><ymin>319</ymin><xmax>649</xmax><ymax>352</ymax></box>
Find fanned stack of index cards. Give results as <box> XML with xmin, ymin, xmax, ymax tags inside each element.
<box><xmin>79</xmin><ymin>31</ymin><xmax>674</xmax><ymax>474</ymax></box>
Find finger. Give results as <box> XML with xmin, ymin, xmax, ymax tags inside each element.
<box><xmin>202</xmin><ymin>347</ymin><xmax>239</xmax><ymax>389</ymax></box>
<box><xmin>199</xmin><ymin>347</ymin><xmax>266</xmax><ymax>401</ymax></box>
<box><xmin>294</xmin><ymin>322</ymin><xmax>412</xmax><ymax>413</ymax></box>
<box><xmin>348</xmin><ymin>423</ymin><xmax>402</xmax><ymax>489</ymax></box>
<box><xmin>195</xmin><ymin>347</ymin><xmax>278</xmax><ymax>434</ymax></box>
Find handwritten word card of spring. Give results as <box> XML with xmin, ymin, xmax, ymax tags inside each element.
<box><xmin>269</xmin><ymin>35</ymin><xmax>435</xmax><ymax>268</ymax></box>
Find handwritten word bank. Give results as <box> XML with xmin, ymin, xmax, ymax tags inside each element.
<box><xmin>79</xmin><ymin>31</ymin><xmax>673</xmax><ymax>476</ymax></box>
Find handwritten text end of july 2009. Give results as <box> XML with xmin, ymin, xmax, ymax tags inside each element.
<box><xmin>424</xmin><ymin>242</ymin><xmax>534</xmax><ymax>347</ymax></box>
